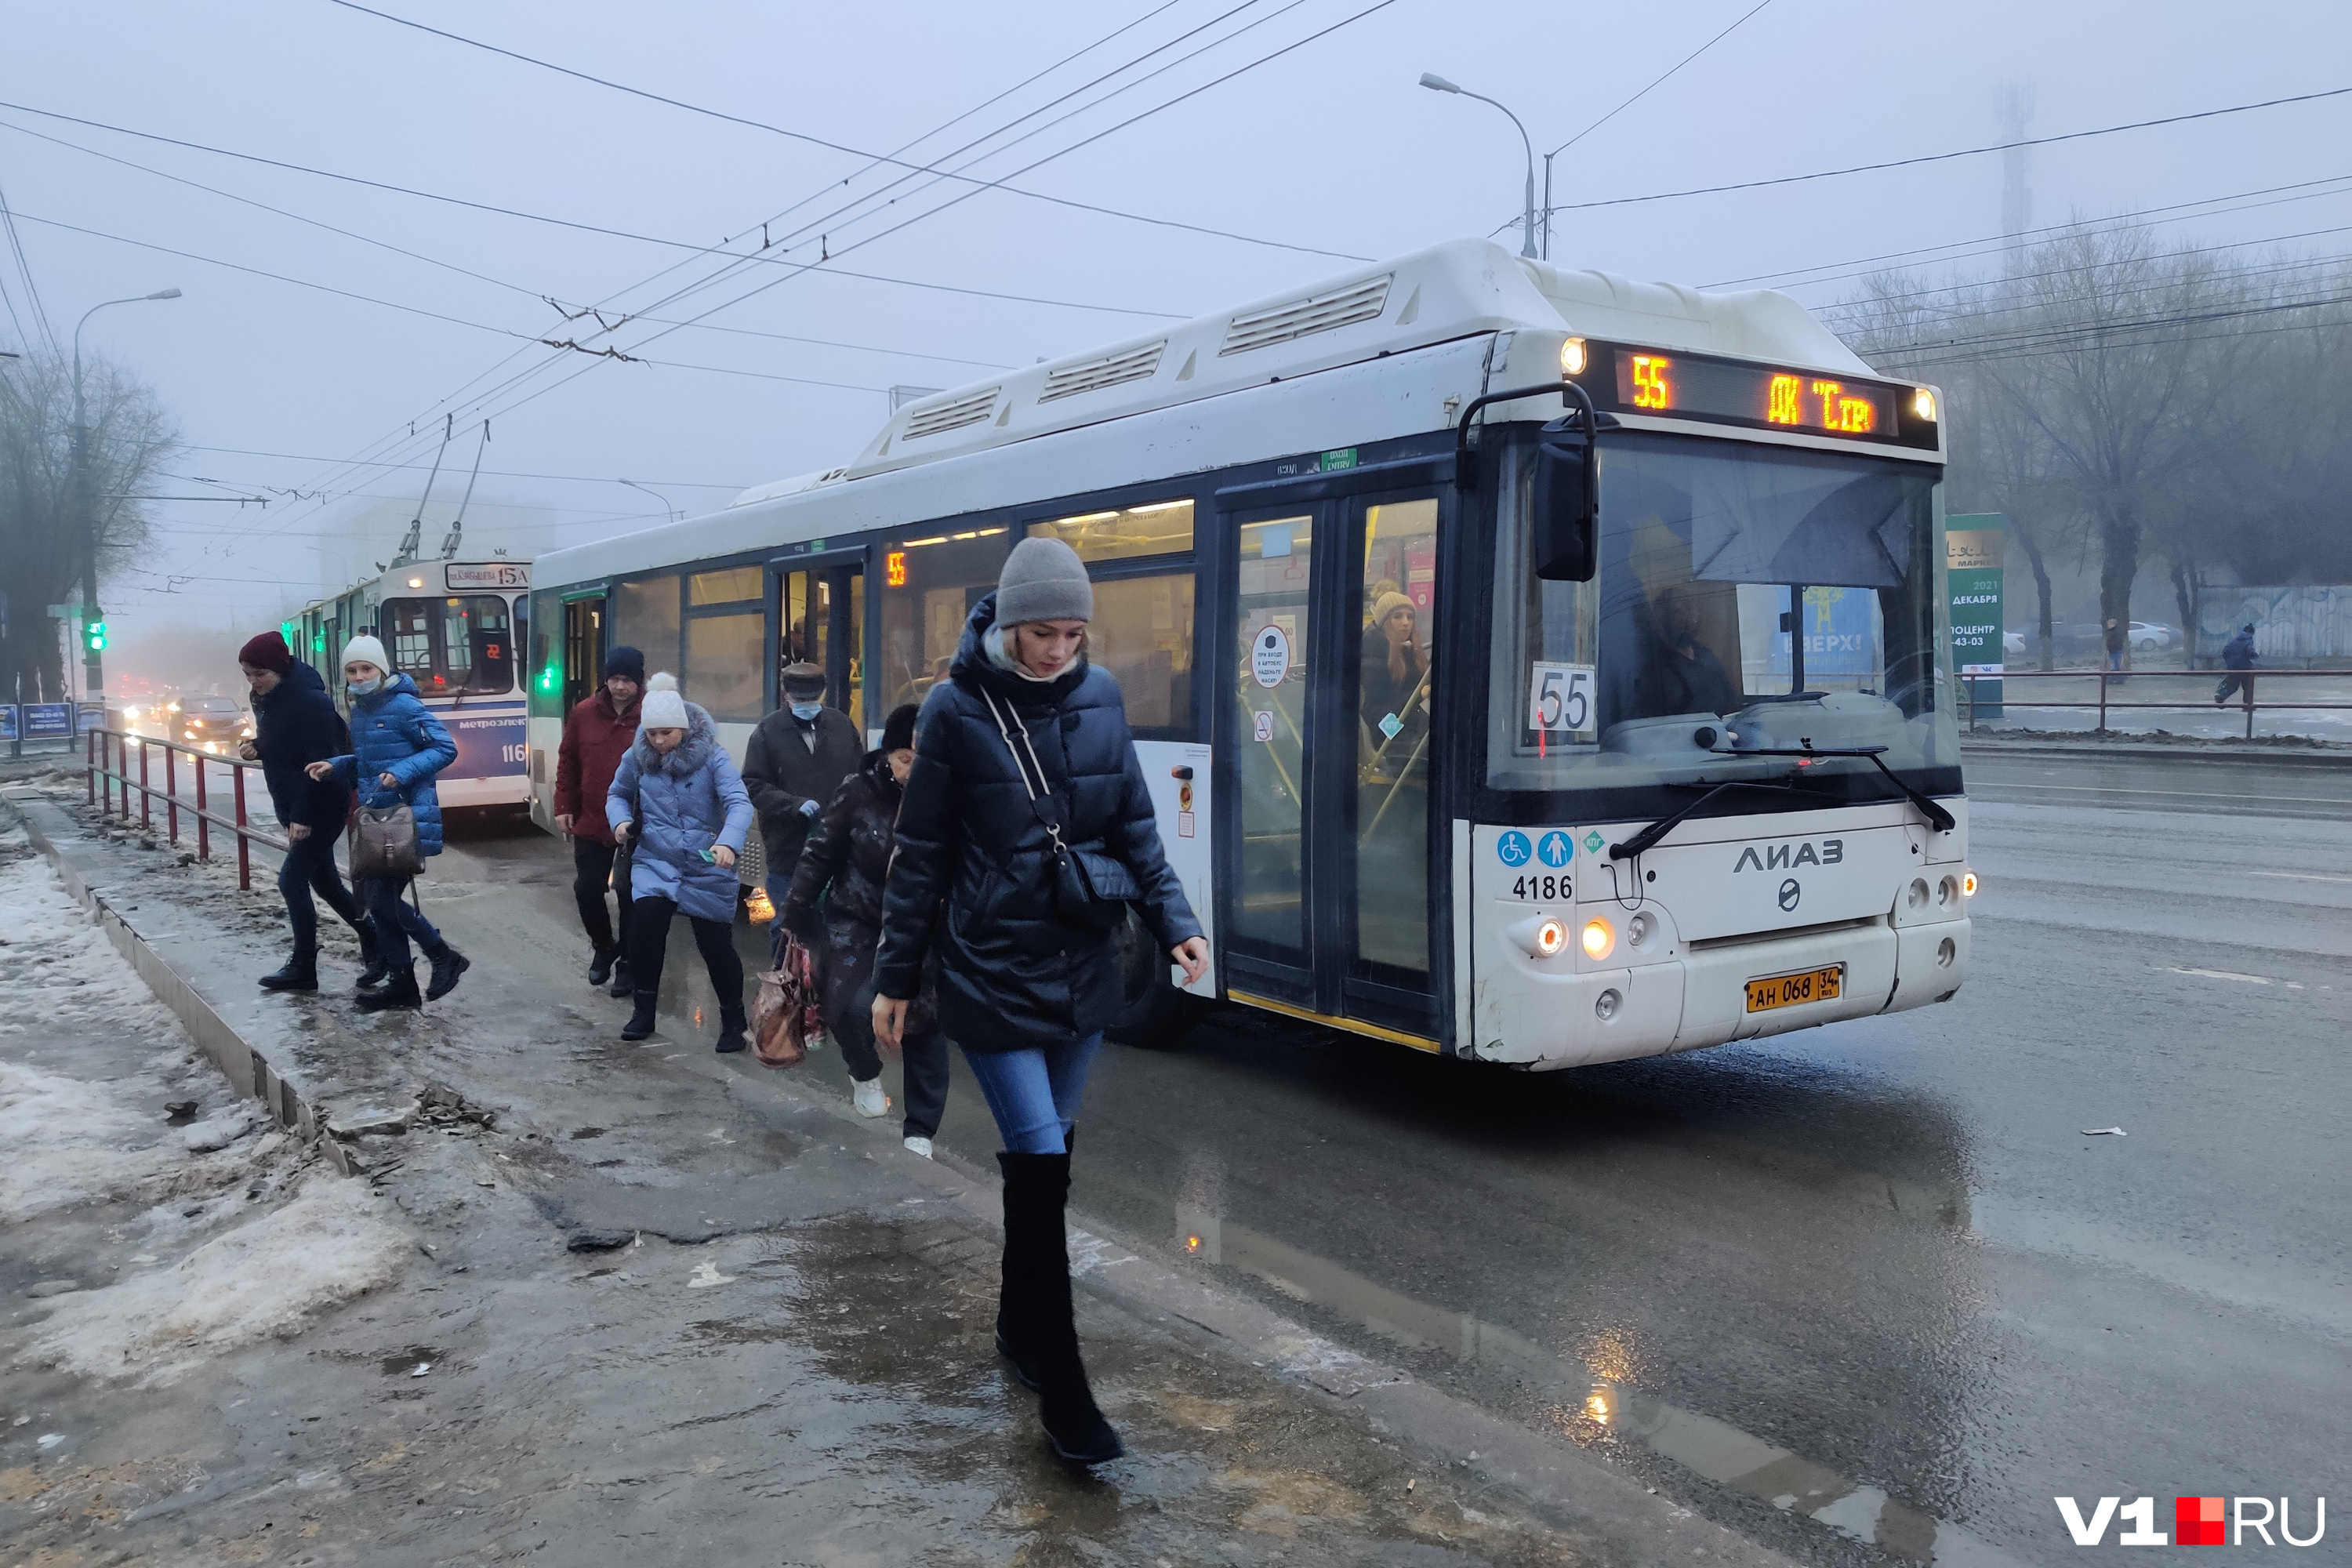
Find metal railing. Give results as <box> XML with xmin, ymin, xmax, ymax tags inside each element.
<box><xmin>1962</xmin><ymin>667</ymin><xmax>2350</xmax><ymax>740</ymax></box>
<box><xmin>85</xmin><ymin>726</ymin><xmax>286</xmax><ymax>889</ymax></box>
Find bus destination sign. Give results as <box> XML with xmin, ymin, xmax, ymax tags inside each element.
<box><xmin>1581</xmin><ymin>343</ymin><xmax>1936</xmax><ymax>449</ymax></box>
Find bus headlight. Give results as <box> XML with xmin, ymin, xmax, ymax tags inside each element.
<box><xmin>1560</xmin><ymin>336</ymin><xmax>1589</xmax><ymax>376</ymax></box>
<box><xmin>1912</xmin><ymin>387</ymin><xmax>1936</xmax><ymax>421</ymax></box>
<box><xmin>1581</xmin><ymin>918</ymin><xmax>1616</xmax><ymax>960</ymax></box>
<box><xmin>1507</xmin><ymin>914</ymin><xmax>1569</xmax><ymax>958</ymax></box>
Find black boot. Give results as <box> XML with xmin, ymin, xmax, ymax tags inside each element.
<box><xmin>259</xmin><ymin>949</ymin><xmax>318</xmax><ymax>992</ymax></box>
<box><xmin>589</xmin><ymin>946</ymin><xmax>617</xmax><ymax>987</ymax></box>
<box><xmin>354</xmin><ymin>967</ymin><xmax>423</xmax><ymax>1012</ymax></box>
<box><xmin>999</xmin><ymin>1151</ymin><xmax>1123</xmax><ymax>1465</ymax></box>
<box><xmin>608</xmin><ymin>958</ymin><xmax>633</xmax><ymax>999</ymax></box>
<box><xmin>353</xmin><ymin>920</ymin><xmax>390</xmax><ymax>993</ymax></box>
<box><xmin>621</xmin><ymin>991</ymin><xmax>659</xmax><ymax>1041</ymax></box>
<box><xmin>425</xmin><ymin>945</ymin><xmax>470</xmax><ymax>1001</ymax></box>
<box><xmin>715</xmin><ymin>1004</ymin><xmax>749</xmax><ymax>1054</ymax></box>
<box><xmin>995</xmin><ymin>1127</ymin><xmax>1076</xmax><ymax>1390</ymax></box>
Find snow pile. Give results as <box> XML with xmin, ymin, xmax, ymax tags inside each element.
<box><xmin>24</xmin><ymin>1174</ymin><xmax>411</xmax><ymax>1385</ymax></box>
<box><xmin>0</xmin><ymin>833</ymin><xmax>184</xmax><ymax>1032</ymax></box>
<box><xmin>0</xmin><ymin>1060</ymin><xmax>172</xmax><ymax>1223</ymax></box>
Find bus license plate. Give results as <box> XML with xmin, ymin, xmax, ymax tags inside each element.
<box><xmin>1744</xmin><ymin>964</ymin><xmax>1843</xmax><ymax>1013</ymax></box>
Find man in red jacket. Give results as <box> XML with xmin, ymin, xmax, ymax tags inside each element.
<box><xmin>554</xmin><ymin>645</ymin><xmax>644</xmax><ymax>995</ymax></box>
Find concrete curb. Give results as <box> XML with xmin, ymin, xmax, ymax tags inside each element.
<box><xmin>5</xmin><ymin>793</ymin><xmax>358</xmax><ymax>1177</ymax></box>
<box><xmin>1962</xmin><ymin>738</ymin><xmax>2352</xmax><ymax>768</ymax></box>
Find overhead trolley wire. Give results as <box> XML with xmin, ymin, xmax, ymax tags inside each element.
<box><xmin>322</xmin><ymin>0</ymin><xmax>1367</xmax><ymax>262</ymax></box>
<box><xmin>1547</xmin><ymin>0</ymin><xmax>1775</xmax><ymax>158</ymax></box>
<box><xmin>1553</xmin><ymin>84</ymin><xmax>2352</xmax><ymax>212</ymax></box>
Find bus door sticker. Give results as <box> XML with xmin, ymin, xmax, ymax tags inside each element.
<box><xmin>1528</xmin><ymin>662</ymin><xmax>1596</xmax><ymax>737</ymax></box>
<box><xmin>1252</xmin><ymin>710</ymin><xmax>1275</xmax><ymax>742</ymax></box>
<box><xmin>1497</xmin><ymin>831</ymin><xmax>1533</xmax><ymax>867</ymax></box>
<box><xmin>1250</xmin><ymin>624</ymin><xmax>1290</xmax><ymax>688</ymax></box>
<box><xmin>1537</xmin><ymin>832</ymin><xmax>1572</xmax><ymax>868</ymax></box>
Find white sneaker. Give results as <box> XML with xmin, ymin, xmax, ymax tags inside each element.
<box><xmin>902</xmin><ymin>1135</ymin><xmax>934</xmax><ymax>1159</ymax></box>
<box><xmin>852</xmin><ymin>1078</ymin><xmax>888</xmax><ymax>1118</ymax></box>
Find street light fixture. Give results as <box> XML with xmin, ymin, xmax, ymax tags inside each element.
<box><xmin>1420</xmin><ymin>72</ymin><xmax>1538</xmax><ymax>260</ymax></box>
<box><xmin>619</xmin><ymin>477</ymin><xmax>684</xmax><ymax>524</ymax></box>
<box><xmin>71</xmin><ymin>287</ymin><xmax>183</xmax><ymax>702</ymax></box>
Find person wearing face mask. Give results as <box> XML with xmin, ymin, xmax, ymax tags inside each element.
<box><xmin>873</xmin><ymin>536</ymin><xmax>1208</xmax><ymax>1467</ymax></box>
<box><xmin>303</xmin><ymin>634</ymin><xmax>466</xmax><ymax>1012</ymax></box>
<box><xmin>780</xmin><ymin>703</ymin><xmax>949</xmax><ymax>1151</ymax></box>
<box><xmin>606</xmin><ymin>673</ymin><xmax>755</xmax><ymax>1050</ymax></box>
<box><xmin>741</xmin><ymin>660</ymin><xmax>862</xmax><ymax>942</ymax></box>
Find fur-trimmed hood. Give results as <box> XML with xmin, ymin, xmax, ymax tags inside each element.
<box><xmin>630</xmin><ymin>700</ymin><xmax>717</xmax><ymax>776</ymax></box>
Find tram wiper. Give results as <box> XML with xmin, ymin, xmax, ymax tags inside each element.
<box><xmin>1707</xmin><ymin>743</ymin><xmax>1957</xmax><ymax>834</ymax></box>
<box><xmin>1609</xmin><ymin>773</ymin><xmax>1813</xmax><ymax>861</ymax></box>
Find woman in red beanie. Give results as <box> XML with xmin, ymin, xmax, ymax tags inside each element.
<box><xmin>238</xmin><ymin>631</ymin><xmax>378</xmax><ymax>989</ymax></box>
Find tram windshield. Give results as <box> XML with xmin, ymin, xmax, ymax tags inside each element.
<box><xmin>381</xmin><ymin>595</ymin><xmax>516</xmax><ymax>697</ymax></box>
<box><xmin>1487</xmin><ymin>433</ymin><xmax>1957</xmax><ymax>806</ymax></box>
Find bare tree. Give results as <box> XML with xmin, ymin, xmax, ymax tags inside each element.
<box><xmin>0</xmin><ymin>349</ymin><xmax>176</xmax><ymax>700</ymax></box>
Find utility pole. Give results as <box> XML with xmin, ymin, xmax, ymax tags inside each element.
<box><xmin>71</xmin><ymin>288</ymin><xmax>180</xmax><ymax>703</ymax></box>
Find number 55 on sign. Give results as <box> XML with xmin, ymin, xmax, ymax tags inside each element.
<box><xmin>1528</xmin><ymin>663</ymin><xmax>1595</xmax><ymax>737</ymax></box>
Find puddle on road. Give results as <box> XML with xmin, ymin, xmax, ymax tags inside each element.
<box><xmin>742</xmin><ymin>1211</ymin><xmax>1588</xmax><ymax>1566</ymax></box>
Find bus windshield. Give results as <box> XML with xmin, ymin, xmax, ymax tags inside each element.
<box><xmin>1486</xmin><ymin>432</ymin><xmax>1957</xmax><ymax>808</ymax></box>
<box><xmin>382</xmin><ymin>595</ymin><xmax>515</xmax><ymax>697</ymax></box>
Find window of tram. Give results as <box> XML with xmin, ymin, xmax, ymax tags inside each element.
<box><xmin>612</xmin><ymin>573</ymin><xmax>682</xmax><ymax>673</ymax></box>
<box><xmin>1486</xmin><ymin>434</ymin><xmax>1953</xmax><ymax>797</ymax></box>
<box><xmin>377</xmin><ymin>596</ymin><xmax>514</xmax><ymax>695</ymax></box>
<box><xmin>1356</xmin><ymin>499</ymin><xmax>1438</xmax><ymax>977</ymax></box>
<box><xmin>880</xmin><ymin>528</ymin><xmax>1011</xmax><ymax>710</ymax></box>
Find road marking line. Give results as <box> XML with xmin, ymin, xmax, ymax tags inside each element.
<box><xmin>2249</xmin><ymin>869</ymin><xmax>2352</xmax><ymax>883</ymax></box>
<box><xmin>1979</xmin><ymin>782</ymin><xmax>2350</xmax><ymax>804</ymax></box>
<box><xmin>2161</xmin><ymin>965</ymin><xmax>2273</xmax><ymax>985</ymax></box>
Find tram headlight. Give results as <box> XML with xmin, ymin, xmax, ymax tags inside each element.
<box><xmin>1912</xmin><ymin>387</ymin><xmax>1937</xmax><ymax>422</ymax></box>
<box><xmin>1581</xmin><ymin>918</ymin><xmax>1616</xmax><ymax>961</ymax></box>
<box><xmin>1560</xmin><ymin>336</ymin><xmax>1589</xmax><ymax>376</ymax></box>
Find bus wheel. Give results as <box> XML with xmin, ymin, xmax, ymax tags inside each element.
<box><xmin>1106</xmin><ymin>909</ymin><xmax>1201</xmax><ymax>1050</ymax></box>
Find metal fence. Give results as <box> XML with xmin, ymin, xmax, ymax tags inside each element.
<box><xmin>85</xmin><ymin>727</ymin><xmax>286</xmax><ymax>889</ymax></box>
<box><xmin>1963</xmin><ymin>668</ymin><xmax>2350</xmax><ymax>740</ymax></box>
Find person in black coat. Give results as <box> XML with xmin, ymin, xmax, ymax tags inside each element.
<box><xmin>781</xmin><ymin>704</ymin><xmax>950</xmax><ymax>1152</ymax></box>
<box><xmin>873</xmin><ymin>537</ymin><xmax>1207</xmax><ymax>1467</ymax></box>
<box><xmin>237</xmin><ymin>631</ymin><xmax>376</xmax><ymax>991</ymax></box>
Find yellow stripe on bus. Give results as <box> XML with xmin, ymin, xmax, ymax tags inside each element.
<box><xmin>1226</xmin><ymin>989</ymin><xmax>1442</xmax><ymax>1054</ymax></box>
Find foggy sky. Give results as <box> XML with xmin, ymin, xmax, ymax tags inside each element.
<box><xmin>5</xmin><ymin>0</ymin><xmax>2347</xmax><ymax>655</ymax></box>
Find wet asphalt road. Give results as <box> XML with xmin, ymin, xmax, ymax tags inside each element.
<box><xmin>452</xmin><ymin>749</ymin><xmax>2351</xmax><ymax>1567</ymax></box>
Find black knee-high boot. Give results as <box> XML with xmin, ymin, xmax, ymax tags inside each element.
<box><xmin>995</xmin><ymin>1126</ymin><xmax>1076</xmax><ymax>1389</ymax></box>
<box><xmin>996</xmin><ymin>1149</ymin><xmax>1121</xmax><ymax>1465</ymax></box>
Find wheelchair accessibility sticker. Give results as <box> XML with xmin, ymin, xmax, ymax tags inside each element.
<box><xmin>1497</xmin><ymin>831</ymin><xmax>1533</xmax><ymax>867</ymax></box>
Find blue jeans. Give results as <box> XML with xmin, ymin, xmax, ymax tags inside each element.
<box><xmin>960</xmin><ymin>1035</ymin><xmax>1103</xmax><ymax>1154</ymax></box>
<box><xmin>278</xmin><ymin>829</ymin><xmax>364</xmax><ymax>953</ymax></box>
<box><xmin>362</xmin><ymin>875</ymin><xmax>445</xmax><ymax>975</ymax></box>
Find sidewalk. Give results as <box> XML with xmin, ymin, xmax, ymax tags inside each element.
<box><xmin>2</xmin><ymin>783</ymin><xmax>1791</xmax><ymax>1568</ymax></box>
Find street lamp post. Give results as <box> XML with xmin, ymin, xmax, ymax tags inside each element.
<box><xmin>71</xmin><ymin>288</ymin><xmax>180</xmax><ymax>702</ymax></box>
<box><xmin>619</xmin><ymin>478</ymin><xmax>684</xmax><ymax>524</ymax></box>
<box><xmin>1420</xmin><ymin>73</ymin><xmax>1538</xmax><ymax>260</ymax></box>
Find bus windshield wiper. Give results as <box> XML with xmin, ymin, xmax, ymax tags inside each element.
<box><xmin>1609</xmin><ymin>774</ymin><xmax>1813</xmax><ymax>861</ymax></box>
<box><xmin>1708</xmin><ymin>744</ymin><xmax>1957</xmax><ymax>834</ymax></box>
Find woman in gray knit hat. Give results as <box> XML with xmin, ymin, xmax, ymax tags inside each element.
<box><xmin>873</xmin><ymin>535</ymin><xmax>1207</xmax><ymax>1465</ymax></box>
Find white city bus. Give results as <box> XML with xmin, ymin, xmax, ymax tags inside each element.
<box><xmin>285</xmin><ymin>557</ymin><xmax>534</xmax><ymax>810</ymax></box>
<box><xmin>526</xmin><ymin>238</ymin><xmax>1969</xmax><ymax>1067</ymax></box>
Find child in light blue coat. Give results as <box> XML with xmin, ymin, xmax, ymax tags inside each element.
<box><xmin>606</xmin><ymin>673</ymin><xmax>754</xmax><ymax>1050</ymax></box>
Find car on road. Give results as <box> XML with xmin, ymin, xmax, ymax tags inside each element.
<box><xmin>2129</xmin><ymin>620</ymin><xmax>2180</xmax><ymax>652</ymax></box>
<box><xmin>2003</xmin><ymin>629</ymin><xmax>2027</xmax><ymax>655</ymax></box>
<box><xmin>135</xmin><ymin>693</ymin><xmax>252</xmax><ymax>754</ymax></box>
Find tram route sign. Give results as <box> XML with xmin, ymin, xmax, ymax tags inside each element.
<box><xmin>1947</xmin><ymin>514</ymin><xmax>2005</xmax><ymax>722</ymax></box>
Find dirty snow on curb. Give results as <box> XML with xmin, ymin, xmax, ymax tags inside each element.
<box><xmin>25</xmin><ymin>1174</ymin><xmax>412</xmax><ymax>1385</ymax></box>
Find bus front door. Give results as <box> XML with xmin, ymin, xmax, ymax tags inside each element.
<box><xmin>561</xmin><ymin>595</ymin><xmax>604</xmax><ymax>713</ymax></box>
<box><xmin>1221</xmin><ymin>492</ymin><xmax>1445</xmax><ymax>1048</ymax></box>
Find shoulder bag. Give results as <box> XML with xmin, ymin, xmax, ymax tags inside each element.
<box><xmin>979</xmin><ymin>685</ymin><xmax>1137</xmax><ymax>931</ymax></box>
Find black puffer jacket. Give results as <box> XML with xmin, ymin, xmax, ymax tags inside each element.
<box><xmin>252</xmin><ymin>661</ymin><xmax>350</xmax><ymax>833</ymax></box>
<box><xmin>782</xmin><ymin>750</ymin><xmax>938</xmax><ymax>1036</ymax></box>
<box><xmin>875</xmin><ymin>593</ymin><xmax>1201</xmax><ymax>1052</ymax></box>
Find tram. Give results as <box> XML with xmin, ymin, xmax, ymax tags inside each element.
<box><xmin>285</xmin><ymin>557</ymin><xmax>534</xmax><ymax>810</ymax></box>
<box><xmin>526</xmin><ymin>238</ymin><xmax>1970</xmax><ymax>1068</ymax></box>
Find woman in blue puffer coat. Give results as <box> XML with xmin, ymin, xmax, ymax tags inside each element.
<box><xmin>304</xmin><ymin>634</ymin><xmax>466</xmax><ymax>1013</ymax></box>
<box><xmin>606</xmin><ymin>673</ymin><xmax>755</xmax><ymax>1051</ymax></box>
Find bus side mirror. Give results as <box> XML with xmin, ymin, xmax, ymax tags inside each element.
<box><xmin>1531</xmin><ymin>426</ymin><xmax>1597</xmax><ymax>582</ymax></box>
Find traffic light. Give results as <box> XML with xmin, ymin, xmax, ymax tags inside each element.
<box><xmin>83</xmin><ymin>618</ymin><xmax>107</xmax><ymax>653</ymax></box>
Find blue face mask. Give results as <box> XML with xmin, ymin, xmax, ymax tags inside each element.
<box><xmin>789</xmin><ymin>701</ymin><xmax>823</xmax><ymax>721</ymax></box>
<box><xmin>348</xmin><ymin>676</ymin><xmax>383</xmax><ymax>697</ymax></box>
